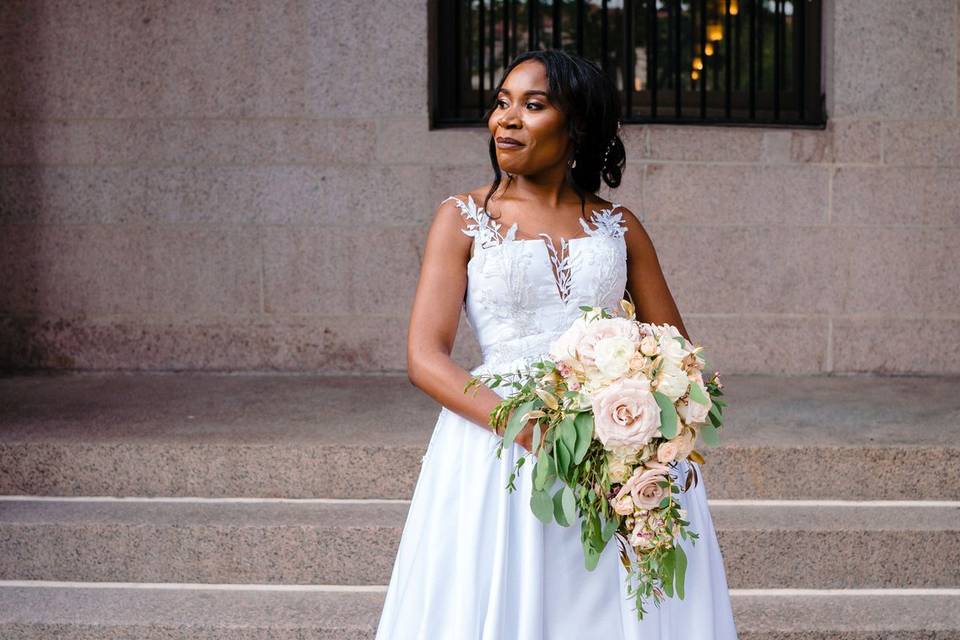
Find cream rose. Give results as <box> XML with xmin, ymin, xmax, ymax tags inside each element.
<box><xmin>674</xmin><ymin>424</ymin><xmax>698</xmax><ymax>460</ymax></box>
<box><xmin>577</xmin><ymin>317</ymin><xmax>641</xmax><ymax>371</ymax></box>
<box><xmin>657</xmin><ymin>329</ymin><xmax>687</xmax><ymax>370</ymax></box>
<box><xmin>591</xmin><ymin>377</ymin><xmax>661</xmax><ymax>449</ymax></box>
<box><xmin>639</xmin><ymin>335</ymin><xmax>659</xmax><ymax>357</ymax></box>
<box><xmin>606</xmin><ymin>445</ymin><xmax>641</xmax><ymax>483</ymax></box>
<box><xmin>677</xmin><ymin>371</ymin><xmax>711</xmax><ymax>424</ymax></box>
<box><xmin>593</xmin><ymin>335</ymin><xmax>637</xmax><ymax>380</ymax></box>
<box><xmin>656</xmin><ymin>439</ymin><xmax>681</xmax><ymax>464</ymax></box>
<box><xmin>611</xmin><ymin>493</ymin><xmax>635</xmax><ymax>515</ymax></box>
<box><xmin>655</xmin><ymin>362</ymin><xmax>689</xmax><ymax>402</ymax></box>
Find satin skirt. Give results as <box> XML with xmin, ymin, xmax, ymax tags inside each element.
<box><xmin>374</xmin><ymin>403</ymin><xmax>739</xmax><ymax>640</ymax></box>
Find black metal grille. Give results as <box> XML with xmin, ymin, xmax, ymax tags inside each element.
<box><xmin>431</xmin><ymin>0</ymin><xmax>825</xmax><ymax>128</ymax></box>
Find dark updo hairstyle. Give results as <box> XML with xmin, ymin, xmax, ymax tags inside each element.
<box><xmin>480</xmin><ymin>49</ymin><xmax>626</xmax><ymax>217</ymax></box>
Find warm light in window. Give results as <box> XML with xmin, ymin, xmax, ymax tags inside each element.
<box><xmin>707</xmin><ymin>22</ymin><xmax>723</xmax><ymax>41</ymax></box>
<box><xmin>692</xmin><ymin>56</ymin><xmax>703</xmax><ymax>70</ymax></box>
<box><xmin>729</xmin><ymin>0</ymin><xmax>739</xmax><ymax>15</ymax></box>
<box><xmin>691</xmin><ymin>70</ymin><xmax>700</xmax><ymax>81</ymax></box>
<box><xmin>705</xmin><ymin>42</ymin><xmax>714</xmax><ymax>56</ymax></box>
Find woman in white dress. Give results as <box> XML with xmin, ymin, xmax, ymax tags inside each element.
<box><xmin>376</xmin><ymin>50</ymin><xmax>738</xmax><ymax>639</ymax></box>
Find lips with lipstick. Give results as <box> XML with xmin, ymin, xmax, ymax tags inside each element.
<box><xmin>496</xmin><ymin>136</ymin><xmax>525</xmax><ymax>149</ymax></box>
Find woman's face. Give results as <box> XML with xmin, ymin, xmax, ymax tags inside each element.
<box><xmin>487</xmin><ymin>60</ymin><xmax>571</xmax><ymax>176</ymax></box>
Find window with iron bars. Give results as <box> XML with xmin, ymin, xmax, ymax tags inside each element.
<box><xmin>430</xmin><ymin>0</ymin><xmax>825</xmax><ymax>128</ymax></box>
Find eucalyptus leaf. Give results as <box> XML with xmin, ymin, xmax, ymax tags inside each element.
<box><xmin>573</xmin><ymin>412</ymin><xmax>594</xmax><ymax>464</ymax></box>
<box><xmin>653</xmin><ymin>390</ymin><xmax>679</xmax><ymax>439</ymax></box>
<box><xmin>558</xmin><ymin>417</ymin><xmax>577</xmax><ymax>454</ymax></box>
<box><xmin>561</xmin><ymin>484</ymin><xmax>577</xmax><ymax>525</ymax></box>
<box><xmin>700</xmin><ymin>423</ymin><xmax>721</xmax><ymax>447</ymax></box>
<box><xmin>553</xmin><ymin>486</ymin><xmax>571</xmax><ymax>527</ymax></box>
<box><xmin>584</xmin><ymin>545</ymin><xmax>601</xmax><ymax>571</ymax></box>
<box><xmin>504</xmin><ymin>400</ymin><xmax>536</xmax><ymax>447</ymax></box>
<box><xmin>675</xmin><ymin>543</ymin><xmax>688</xmax><ymax>599</ymax></box>
<box><xmin>530</xmin><ymin>488</ymin><xmax>554</xmax><ymax>524</ymax></box>
<box><xmin>556</xmin><ymin>438</ymin><xmax>572</xmax><ymax>481</ymax></box>
<box><xmin>601</xmin><ymin>515</ymin><xmax>618</xmax><ymax>542</ymax></box>
<box><xmin>661</xmin><ymin>548</ymin><xmax>675</xmax><ymax>597</ymax></box>
<box><xmin>707</xmin><ymin>408</ymin><xmax>722</xmax><ymax>428</ymax></box>
<box><xmin>534</xmin><ymin>451</ymin><xmax>551</xmax><ymax>490</ymax></box>
<box><xmin>688</xmin><ymin>381</ymin><xmax>709</xmax><ymax>406</ymax></box>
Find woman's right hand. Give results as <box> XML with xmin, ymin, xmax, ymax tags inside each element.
<box><xmin>511</xmin><ymin>415</ymin><xmax>546</xmax><ymax>454</ymax></box>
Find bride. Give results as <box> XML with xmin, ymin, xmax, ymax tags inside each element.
<box><xmin>376</xmin><ymin>49</ymin><xmax>738</xmax><ymax>639</ymax></box>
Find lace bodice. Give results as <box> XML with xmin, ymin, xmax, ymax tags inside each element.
<box><xmin>443</xmin><ymin>194</ymin><xmax>630</xmax><ymax>376</ymax></box>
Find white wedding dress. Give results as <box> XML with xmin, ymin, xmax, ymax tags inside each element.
<box><xmin>375</xmin><ymin>194</ymin><xmax>738</xmax><ymax>640</ymax></box>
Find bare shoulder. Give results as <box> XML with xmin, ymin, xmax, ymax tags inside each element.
<box><xmin>607</xmin><ymin>202</ymin><xmax>660</xmax><ymax>261</ymax></box>
<box><xmin>425</xmin><ymin>191</ymin><xmax>482</xmax><ymax>261</ymax></box>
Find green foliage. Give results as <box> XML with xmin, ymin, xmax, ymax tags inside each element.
<box><xmin>503</xmin><ymin>399</ymin><xmax>536</xmax><ymax>447</ymax></box>
<box><xmin>572</xmin><ymin>412</ymin><xmax>594</xmax><ymax>464</ymax></box>
<box><xmin>688</xmin><ymin>379</ymin><xmax>709</xmax><ymax>406</ymax></box>
<box><xmin>461</xmin><ymin>315</ymin><xmax>725</xmax><ymax>623</ymax></box>
<box><xmin>561</xmin><ymin>484</ymin><xmax>577</xmax><ymax>525</ymax></box>
<box><xmin>555</xmin><ymin>437</ymin><xmax>572</xmax><ymax>481</ymax></box>
<box><xmin>530</xmin><ymin>488</ymin><xmax>554</xmax><ymax>524</ymax></box>
<box><xmin>558</xmin><ymin>417</ymin><xmax>577</xmax><ymax>457</ymax></box>
<box><xmin>653</xmin><ymin>390</ymin><xmax>679</xmax><ymax>438</ymax></box>
<box><xmin>553</xmin><ymin>486</ymin><xmax>570</xmax><ymax>527</ymax></box>
<box><xmin>534</xmin><ymin>449</ymin><xmax>555</xmax><ymax>491</ymax></box>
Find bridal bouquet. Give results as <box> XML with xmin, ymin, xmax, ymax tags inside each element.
<box><xmin>463</xmin><ymin>298</ymin><xmax>726</xmax><ymax>620</ymax></box>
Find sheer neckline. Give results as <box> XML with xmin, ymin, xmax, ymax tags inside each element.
<box><xmin>446</xmin><ymin>193</ymin><xmax>629</xmax><ymax>305</ymax></box>
<box><xmin>448</xmin><ymin>194</ymin><xmax>623</xmax><ymax>246</ymax></box>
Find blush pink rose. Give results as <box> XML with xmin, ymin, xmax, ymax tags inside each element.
<box><xmin>628</xmin><ymin>462</ymin><xmax>672</xmax><ymax>510</ymax></box>
<box><xmin>656</xmin><ymin>439</ymin><xmax>681</xmax><ymax>463</ymax></box>
<box><xmin>612</xmin><ymin>460</ymin><xmax>671</xmax><ymax>514</ymax></box>
<box><xmin>591</xmin><ymin>376</ymin><xmax>661</xmax><ymax>449</ymax></box>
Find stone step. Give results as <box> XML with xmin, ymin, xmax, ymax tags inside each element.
<box><xmin>0</xmin><ymin>586</ymin><xmax>957</xmax><ymax>639</ymax></box>
<box><xmin>1</xmin><ymin>372</ymin><xmax>957</xmax><ymax>500</ymax></box>
<box><xmin>2</xmin><ymin>498</ymin><xmax>957</xmax><ymax>589</ymax></box>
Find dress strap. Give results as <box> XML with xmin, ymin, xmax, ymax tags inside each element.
<box><xmin>442</xmin><ymin>194</ymin><xmax>517</xmax><ymax>251</ymax></box>
<box><xmin>579</xmin><ymin>202</ymin><xmax>628</xmax><ymax>239</ymax></box>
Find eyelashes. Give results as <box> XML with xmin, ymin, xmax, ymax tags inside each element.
<box><xmin>495</xmin><ymin>99</ymin><xmax>543</xmax><ymax>110</ymax></box>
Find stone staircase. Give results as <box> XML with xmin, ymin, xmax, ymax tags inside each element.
<box><xmin>1</xmin><ymin>371</ymin><xmax>958</xmax><ymax>638</ymax></box>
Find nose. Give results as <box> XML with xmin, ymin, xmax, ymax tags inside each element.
<box><xmin>498</xmin><ymin>102</ymin><xmax>522</xmax><ymax>128</ymax></box>
<box><xmin>499</xmin><ymin>110</ymin><xmax>521</xmax><ymax>129</ymax></box>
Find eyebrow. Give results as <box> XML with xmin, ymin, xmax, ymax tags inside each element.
<box><xmin>497</xmin><ymin>88</ymin><xmax>548</xmax><ymax>97</ymax></box>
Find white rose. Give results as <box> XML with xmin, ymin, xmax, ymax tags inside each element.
<box><xmin>657</xmin><ymin>330</ymin><xmax>687</xmax><ymax>370</ymax></box>
<box><xmin>593</xmin><ymin>335</ymin><xmax>636</xmax><ymax>380</ymax></box>
<box><xmin>577</xmin><ymin>317</ymin><xmax>641</xmax><ymax>371</ymax></box>
<box><xmin>677</xmin><ymin>371</ymin><xmax>711</xmax><ymax>424</ymax></box>
<box><xmin>606</xmin><ymin>445</ymin><xmax>641</xmax><ymax>482</ymax></box>
<box><xmin>655</xmin><ymin>362</ymin><xmax>689</xmax><ymax>402</ymax></box>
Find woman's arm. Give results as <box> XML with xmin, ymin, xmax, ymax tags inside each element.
<box><xmin>619</xmin><ymin>206</ymin><xmax>692</xmax><ymax>343</ymax></box>
<box><xmin>406</xmin><ymin>197</ymin><xmax>507</xmax><ymax>433</ymax></box>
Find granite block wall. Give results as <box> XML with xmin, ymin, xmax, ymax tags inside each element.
<box><xmin>0</xmin><ymin>0</ymin><xmax>957</xmax><ymax>374</ymax></box>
